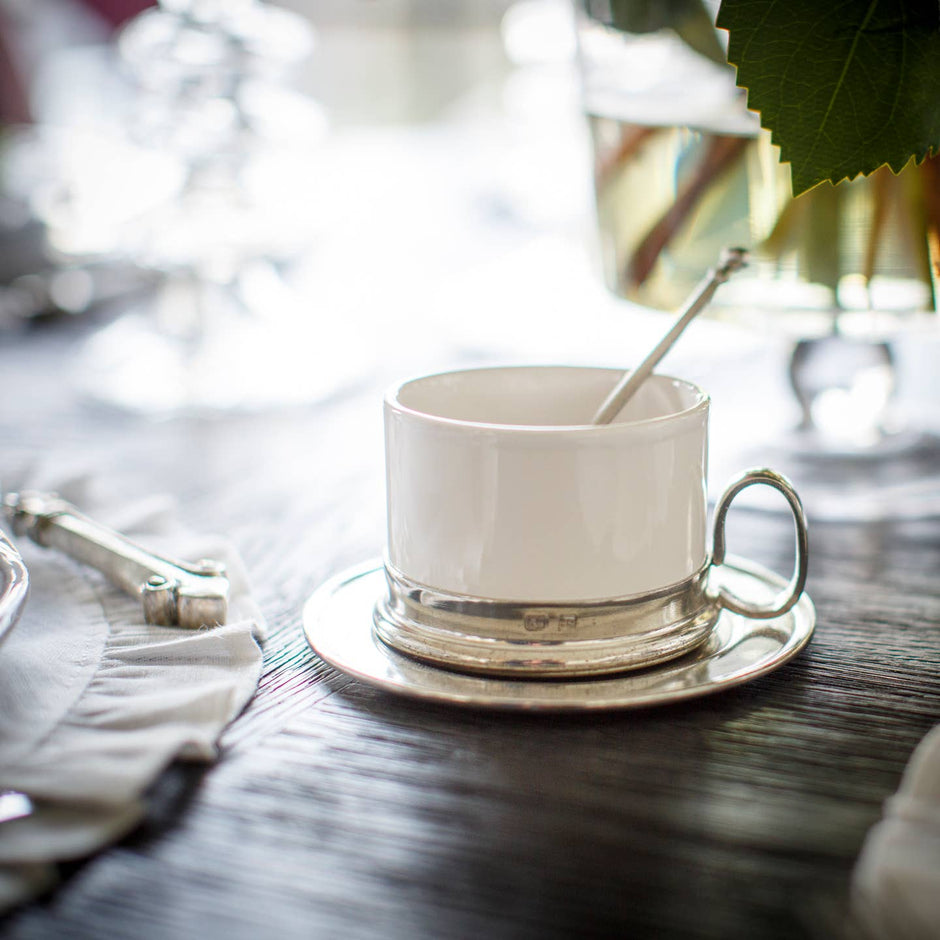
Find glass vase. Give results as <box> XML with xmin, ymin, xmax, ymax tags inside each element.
<box><xmin>575</xmin><ymin>1</ymin><xmax>940</xmax><ymax>517</ymax></box>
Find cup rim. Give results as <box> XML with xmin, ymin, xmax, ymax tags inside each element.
<box><xmin>384</xmin><ymin>365</ymin><xmax>710</xmax><ymax>433</ymax></box>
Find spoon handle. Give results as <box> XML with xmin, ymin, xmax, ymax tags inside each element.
<box><xmin>3</xmin><ymin>491</ymin><xmax>229</xmax><ymax>628</ymax></box>
<box><xmin>591</xmin><ymin>247</ymin><xmax>748</xmax><ymax>425</ymax></box>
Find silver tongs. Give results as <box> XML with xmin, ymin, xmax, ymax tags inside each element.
<box><xmin>3</xmin><ymin>491</ymin><xmax>228</xmax><ymax>628</ymax></box>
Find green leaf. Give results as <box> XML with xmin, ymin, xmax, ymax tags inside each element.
<box><xmin>717</xmin><ymin>0</ymin><xmax>940</xmax><ymax>195</ymax></box>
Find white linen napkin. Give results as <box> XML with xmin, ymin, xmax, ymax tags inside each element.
<box><xmin>0</xmin><ymin>474</ymin><xmax>265</xmax><ymax>911</ymax></box>
<box><xmin>851</xmin><ymin>725</ymin><xmax>940</xmax><ymax>938</ymax></box>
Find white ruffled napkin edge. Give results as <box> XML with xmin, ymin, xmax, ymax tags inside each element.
<box><xmin>851</xmin><ymin>724</ymin><xmax>940</xmax><ymax>939</ymax></box>
<box><xmin>0</xmin><ymin>471</ymin><xmax>265</xmax><ymax>912</ymax></box>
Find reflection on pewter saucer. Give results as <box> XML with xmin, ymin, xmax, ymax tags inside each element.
<box><xmin>301</xmin><ymin>557</ymin><xmax>815</xmax><ymax>712</ymax></box>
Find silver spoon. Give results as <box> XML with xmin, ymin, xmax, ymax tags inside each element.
<box><xmin>3</xmin><ymin>492</ymin><xmax>228</xmax><ymax>628</ymax></box>
<box><xmin>591</xmin><ymin>247</ymin><xmax>749</xmax><ymax>425</ymax></box>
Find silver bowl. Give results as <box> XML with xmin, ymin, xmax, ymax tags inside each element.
<box><xmin>0</xmin><ymin>530</ymin><xmax>28</xmax><ymax>647</ymax></box>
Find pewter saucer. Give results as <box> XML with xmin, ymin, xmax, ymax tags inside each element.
<box><xmin>302</xmin><ymin>558</ymin><xmax>815</xmax><ymax>711</ymax></box>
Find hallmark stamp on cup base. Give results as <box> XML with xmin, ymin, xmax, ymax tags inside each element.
<box><xmin>524</xmin><ymin>612</ymin><xmax>578</xmax><ymax>633</ymax></box>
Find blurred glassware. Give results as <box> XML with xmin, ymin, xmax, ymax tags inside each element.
<box><xmin>7</xmin><ymin>0</ymin><xmax>366</xmax><ymax>414</ymax></box>
<box><xmin>573</xmin><ymin>0</ymin><xmax>940</xmax><ymax>517</ymax></box>
<box><xmin>576</xmin><ymin>3</ymin><xmax>937</xmax><ymax>319</ymax></box>
<box><xmin>87</xmin><ymin>0</ymin><xmax>363</xmax><ymax>415</ymax></box>
<box><xmin>0</xmin><ymin>128</ymin><xmax>160</xmax><ymax>329</ymax></box>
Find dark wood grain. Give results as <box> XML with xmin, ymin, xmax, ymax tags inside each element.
<box><xmin>2</xmin><ymin>318</ymin><xmax>939</xmax><ymax>940</ymax></box>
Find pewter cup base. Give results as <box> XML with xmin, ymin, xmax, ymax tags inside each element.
<box><xmin>373</xmin><ymin>564</ymin><xmax>717</xmax><ymax>678</ymax></box>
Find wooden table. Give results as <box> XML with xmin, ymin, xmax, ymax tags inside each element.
<box><xmin>1</xmin><ymin>298</ymin><xmax>938</xmax><ymax>940</ymax></box>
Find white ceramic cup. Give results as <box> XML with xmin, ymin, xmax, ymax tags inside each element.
<box><xmin>377</xmin><ymin>366</ymin><xmax>807</xmax><ymax>677</ymax></box>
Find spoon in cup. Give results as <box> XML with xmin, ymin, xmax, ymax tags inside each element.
<box><xmin>592</xmin><ymin>247</ymin><xmax>749</xmax><ymax>425</ymax></box>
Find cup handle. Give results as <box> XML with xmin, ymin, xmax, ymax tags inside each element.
<box><xmin>711</xmin><ymin>468</ymin><xmax>809</xmax><ymax>619</ymax></box>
